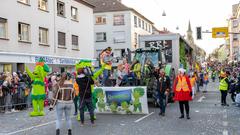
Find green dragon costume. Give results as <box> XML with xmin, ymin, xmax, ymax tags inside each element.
<box><xmin>133</xmin><ymin>87</ymin><xmax>145</xmax><ymax>113</ymax></box>
<box><xmin>75</xmin><ymin>60</ymin><xmax>105</xmax><ymax>120</ymax></box>
<box><xmin>26</xmin><ymin>58</ymin><xmax>49</xmax><ymax>117</ymax></box>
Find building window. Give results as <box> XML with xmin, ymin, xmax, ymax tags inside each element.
<box><xmin>233</xmin><ymin>19</ymin><xmax>238</xmax><ymax>28</ymax></box>
<box><xmin>138</xmin><ymin>18</ymin><xmax>141</xmax><ymax>28</ymax></box>
<box><xmin>57</xmin><ymin>1</ymin><xmax>65</xmax><ymax>17</ymax></box>
<box><xmin>39</xmin><ymin>27</ymin><xmax>48</xmax><ymax>45</ymax></box>
<box><xmin>58</xmin><ymin>32</ymin><xmax>65</xmax><ymax>47</ymax></box>
<box><xmin>113</xmin><ymin>14</ymin><xmax>124</xmax><ymax>26</ymax></box>
<box><xmin>71</xmin><ymin>7</ymin><xmax>78</xmax><ymax>21</ymax></box>
<box><xmin>72</xmin><ymin>35</ymin><xmax>79</xmax><ymax>50</ymax></box>
<box><xmin>142</xmin><ymin>20</ymin><xmax>144</xmax><ymax>29</ymax></box>
<box><xmin>18</xmin><ymin>0</ymin><xmax>30</xmax><ymax>5</ymax></box>
<box><xmin>18</xmin><ymin>22</ymin><xmax>30</xmax><ymax>42</ymax></box>
<box><xmin>0</xmin><ymin>18</ymin><xmax>7</xmax><ymax>39</ymax></box>
<box><xmin>95</xmin><ymin>16</ymin><xmax>106</xmax><ymax>25</ymax></box>
<box><xmin>148</xmin><ymin>24</ymin><xmax>151</xmax><ymax>32</ymax></box>
<box><xmin>113</xmin><ymin>31</ymin><xmax>125</xmax><ymax>43</ymax></box>
<box><xmin>134</xmin><ymin>32</ymin><xmax>138</xmax><ymax>48</ymax></box>
<box><xmin>233</xmin><ymin>34</ymin><xmax>238</xmax><ymax>41</ymax></box>
<box><xmin>145</xmin><ymin>23</ymin><xmax>148</xmax><ymax>31</ymax></box>
<box><xmin>38</xmin><ymin>0</ymin><xmax>48</xmax><ymax>11</ymax></box>
<box><xmin>134</xmin><ymin>16</ymin><xmax>137</xmax><ymax>27</ymax></box>
<box><xmin>96</xmin><ymin>32</ymin><xmax>106</xmax><ymax>42</ymax></box>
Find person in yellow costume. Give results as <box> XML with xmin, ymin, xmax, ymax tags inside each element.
<box><xmin>25</xmin><ymin>58</ymin><xmax>49</xmax><ymax>117</ymax></box>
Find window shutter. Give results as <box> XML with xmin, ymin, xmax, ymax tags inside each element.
<box><xmin>58</xmin><ymin>32</ymin><xmax>65</xmax><ymax>46</ymax></box>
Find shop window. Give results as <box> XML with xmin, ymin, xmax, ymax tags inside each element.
<box><xmin>3</xmin><ymin>64</ymin><xmax>12</xmax><ymax>73</ymax></box>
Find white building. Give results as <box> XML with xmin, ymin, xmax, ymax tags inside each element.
<box><xmin>86</xmin><ymin>0</ymin><xmax>154</xmax><ymax>63</ymax></box>
<box><xmin>0</xmin><ymin>0</ymin><xmax>94</xmax><ymax>73</ymax></box>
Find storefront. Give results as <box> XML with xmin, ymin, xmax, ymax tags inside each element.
<box><xmin>0</xmin><ymin>52</ymin><xmax>94</xmax><ymax>73</ymax></box>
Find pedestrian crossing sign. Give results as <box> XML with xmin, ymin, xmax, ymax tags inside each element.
<box><xmin>212</xmin><ymin>27</ymin><xmax>229</xmax><ymax>38</ymax></box>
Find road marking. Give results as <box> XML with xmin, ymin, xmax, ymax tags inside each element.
<box><xmin>195</xmin><ymin>110</ymin><xmax>199</xmax><ymax>113</ymax></box>
<box><xmin>6</xmin><ymin>121</ymin><xmax>56</xmax><ymax>135</ymax></box>
<box><xmin>223</xmin><ymin>130</ymin><xmax>228</xmax><ymax>135</ymax></box>
<box><xmin>223</xmin><ymin>121</ymin><xmax>228</xmax><ymax>127</ymax></box>
<box><xmin>197</xmin><ymin>96</ymin><xmax>206</xmax><ymax>102</ymax></box>
<box><xmin>6</xmin><ymin>116</ymin><xmax>76</xmax><ymax>135</ymax></box>
<box><xmin>134</xmin><ymin>112</ymin><xmax>154</xmax><ymax>123</ymax></box>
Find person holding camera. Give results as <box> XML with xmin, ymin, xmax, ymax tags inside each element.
<box><xmin>49</xmin><ymin>73</ymin><xmax>74</xmax><ymax>135</ymax></box>
<box><xmin>76</xmin><ymin>67</ymin><xmax>95</xmax><ymax>126</ymax></box>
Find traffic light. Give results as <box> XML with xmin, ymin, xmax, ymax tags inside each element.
<box><xmin>196</xmin><ymin>27</ymin><xmax>202</xmax><ymax>40</ymax></box>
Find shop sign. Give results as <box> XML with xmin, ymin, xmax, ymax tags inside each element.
<box><xmin>34</xmin><ymin>56</ymin><xmax>78</xmax><ymax>65</ymax></box>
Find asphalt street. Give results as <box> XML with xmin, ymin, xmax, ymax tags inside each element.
<box><xmin>1</xmin><ymin>81</ymin><xmax>240</xmax><ymax>135</ymax></box>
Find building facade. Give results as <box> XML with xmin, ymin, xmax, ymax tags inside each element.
<box><xmin>0</xmin><ymin>0</ymin><xmax>94</xmax><ymax>73</ymax></box>
<box><xmin>229</xmin><ymin>3</ymin><xmax>239</xmax><ymax>61</ymax></box>
<box><xmin>86</xmin><ymin>0</ymin><xmax>153</xmax><ymax>63</ymax></box>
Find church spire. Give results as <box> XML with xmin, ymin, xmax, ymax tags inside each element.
<box><xmin>187</xmin><ymin>20</ymin><xmax>192</xmax><ymax>32</ymax></box>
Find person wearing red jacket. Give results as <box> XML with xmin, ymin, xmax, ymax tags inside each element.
<box><xmin>173</xmin><ymin>68</ymin><xmax>192</xmax><ymax>119</ymax></box>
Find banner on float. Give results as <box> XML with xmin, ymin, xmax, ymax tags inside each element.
<box><xmin>93</xmin><ymin>87</ymin><xmax>149</xmax><ymax>114</ymax></box>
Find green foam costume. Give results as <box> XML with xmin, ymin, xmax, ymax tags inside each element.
<box><xmin>26</xmin><ymin>58</ymin><xmax>49</xmax><ymax>117</ymax></box>
<box><xmin>75</xmin><ymin>60</ymin><xmax>105</xmax><ymax>120</ymax></box>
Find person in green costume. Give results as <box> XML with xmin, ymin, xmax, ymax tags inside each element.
<box><xmin>25</xmin><ymin>58</ymin><xmax>49</xmax><ymax>117</ymax></box>
<box><xmin>75</xmin><ymin>60</ymin><xmax>106</xmax><ymax>120</ymax></box>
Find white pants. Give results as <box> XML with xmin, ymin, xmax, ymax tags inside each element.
<box><xmin>204</xmin><ymin>84</ymin><xmax>208</xmax><ymax>91</ymax></box>
<box><xmin>192</xmin><ymin>87</ymin><xmax>195</xmax><ymax>99</ymax></box>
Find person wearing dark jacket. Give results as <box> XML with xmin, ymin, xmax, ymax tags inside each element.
<box><xmin>76</xmin><ymin>67</ymin><xmax>95</xmax><ymax>126</ymax></box>
<box><xmin>157</xmin><ymin>69</ymin><xmax>170</xmax><ymax>116</ymax></box>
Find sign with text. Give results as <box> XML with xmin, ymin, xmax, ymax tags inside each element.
<box><xmin>212</xmin><ymin>27</ymin><xmax>229</xmax><ymax>38</ymax></box>
<box><xmin>94</xmin><ymin>87</ymin><xmax>149</xmax><ymax>114</ymax></box>
<box><xmin>34</xmin><ymin>56</ymin><xmax>79</xmax><ymax>65</ymax></box>
<box><xmin>145</xmin><ymin>40</ymin><xmax>172</xmax><ymax>63</ymax></box>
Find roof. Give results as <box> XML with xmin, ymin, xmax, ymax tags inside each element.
<box><xmin>74</xmin><ymin>0</ymin><xmax>95</xmax><ymax>8</ymax></box>
<box><xmin>86</xmin><ymin>0</ymin><xmax>154</xmax><ymax>24</ymax></box>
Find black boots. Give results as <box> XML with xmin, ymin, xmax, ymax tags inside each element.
<box><xmin>179</xmin><ymin>114</ymin><xmax>184</xmax><ymax>119</ymax></box>
<box><xmin>186</xmin><ymin>114</ymin><xmax>191</xmax><ymax>119</ymax></box>
<box><xmin>56</xmin><ymin>129</ymin><xmax>60</xmax><ymax>135</ymax></box>
<box><xmin>56</xmin><ymin>129</ymin><xmax>71</xmax><ymax>135</ymax></box>
<box><xmin>68</xmin><ymin>129</ymin><xmax>72</xmax><ymax>135</ymax></box>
